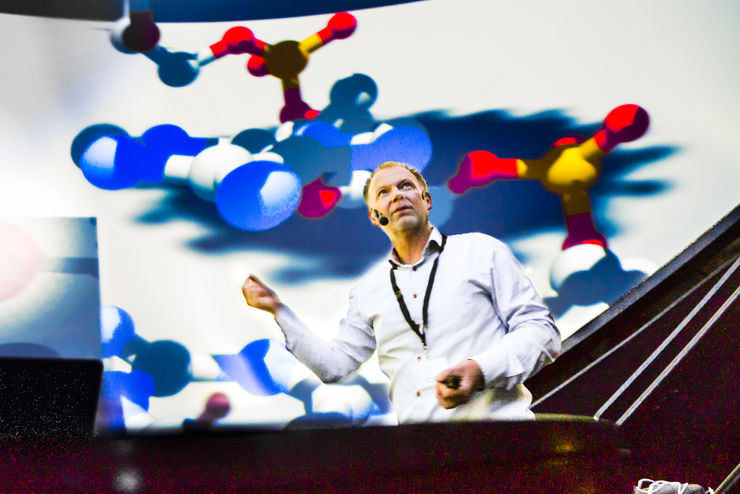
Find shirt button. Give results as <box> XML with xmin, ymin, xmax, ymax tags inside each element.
<box><xmin>416</xmin><ymin>391</ymin><xmax>421</xmax><ymax>397</ymax></box>
<box><xmin>413</xmin><ymin>293</ymin><xmax>417</xmax><ymax>298</ymax></box>
<box><xmin>417</xmin><ymin>355</ymin><xmax>421</xmax><ymax>361</ymax></box>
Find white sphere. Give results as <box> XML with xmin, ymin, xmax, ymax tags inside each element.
<box><xmin>549</xmin><ymin>243</ymin><xmax>608</xmax><ymax>292</ymax></box>
<box><xmin>188</xmin><ymin>144</ymin><xmax>251</xmax><ymax>201</ymax></box>
<box><xmin>275</xmin><ymin>121</ymin><xmax>295</xmax><ymax>142</ymax></box>
<box><xmin>311</xmin><ymin>384</ymin><xmax>373</xmax><ymax>425</ymax></box>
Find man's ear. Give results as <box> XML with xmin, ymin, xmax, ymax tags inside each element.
<box><xmin>368</xmin><ymin>208</ymin><xmax>380</xmax><ymax>227</ymax></box>
<box><xmin>423</xmin><ymin>190</ymin><xmax>433</xmax><ymax>211</ymax></box>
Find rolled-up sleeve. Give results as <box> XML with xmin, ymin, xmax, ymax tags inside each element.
<box><xmin>470</xmin><ymin>240</ymin><xmax>561</xmax><ymax>390</ymax></box>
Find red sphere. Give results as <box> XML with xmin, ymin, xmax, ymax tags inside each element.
<box><xmin>603</xmin><ymin>104</ymin><xmax>649</xmax><ymax>141</ymax></box>
<box><xmin>247</xmin><ymin>56</ymin><xmax>269</xmax><ymax>76</ymax></box>
<box><xmin>203</xmin><ymin>392</ymin><xmax>231</xmax><ymax>420</ymax></box>
<box><xmin>223</xmin><ymin>26</ymin><xmax>255</xmax><ymax>53</ymax></box>
<box><xmin>328</xmin><ymin>12</ymin><xmax>357</xmax><ymax>39</ymax></box>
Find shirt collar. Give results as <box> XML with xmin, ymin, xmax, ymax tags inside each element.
<box><xmin>387</xmin><ymin>226</ymin><xmax>443</xmax><ymax>269</ymax></box>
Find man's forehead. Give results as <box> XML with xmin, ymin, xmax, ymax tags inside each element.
<box><xmin>370</xmin><ymin>166</ymin><xmax>418</xmax><ymax>191</ymax></box>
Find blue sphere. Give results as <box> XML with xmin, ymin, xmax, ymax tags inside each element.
<box><xmin>79</xmin><ymin>135</ymin><xmax>144</xmax><ymax>190</ymax></box>
<box><xmin>213</xmin><ymin>339</ymin><xmax>289</xmax><ymax>396</ymax></box>
<box><xmin>131</xmin><ymin>340</ymin><xmax>191</xmax><ymax>397</ymax></box>
<box><xmin>100</xmin><ymin>305</ymin><xmax>136</xmax><ymax>358</ymax></box>
<box><xmin>295</xmin><ymin>121</ymin><xmax>350</xmax><ymax>147</ymax></box>
<box><xmin>351</xmin><ymin>125</ymin><xmax>432</xmax><ymax>172</ymax></box>
<box><xmin>216</xmin><ymin>160</ymin><xmax>302</xmax><ymax>231</ymax></box>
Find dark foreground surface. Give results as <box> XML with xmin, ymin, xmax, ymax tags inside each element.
<box><xmin>1</xmin><ymin>417</ymin><xmax>630</xmax><ymax>492</ymax></box>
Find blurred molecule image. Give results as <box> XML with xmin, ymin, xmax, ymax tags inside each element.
<box><xmin>99</xmin><ymin>305</ymin><xmax>392</xmax><ymax>431</ymax></box>
<box><xmin>71</xmin><ymin>90</ymin><xmax>434</xmax><ymax>229</ymax></box>
<box><xmin>111</xmin><ymin>11</ymin><xmax>357</xmax><ymax>122</ymax></box>
<box><xmin>449</xmin><ymin>104</ymin><xmax>650</xmax><ymax>250</ymax></box>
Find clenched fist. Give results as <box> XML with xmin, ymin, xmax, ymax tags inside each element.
<box><xmin>435</xmin><ymin>359</ymin><xmax>484</xmax><ymax>409</ymax></box>
<box><xmin>242</xmin><ymin>275</ymin><xmax>282</xmax><ymax>315</ymax></box>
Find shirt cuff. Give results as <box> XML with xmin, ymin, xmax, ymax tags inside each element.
<box><xmin>469</xmin><ymin>346</ymin><xmax>525</xmax><ymax>391</ymax></box>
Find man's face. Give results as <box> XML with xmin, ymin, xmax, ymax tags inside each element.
<box><xmin>367</xmin><ymin>166</ymin><xmax>431</xmax><ymax>232</ymax></box>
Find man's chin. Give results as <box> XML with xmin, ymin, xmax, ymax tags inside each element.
<box><xmin>394</xmin><ymin>217</ymin><xmax>424</xmax><ymax>231</ymax></box>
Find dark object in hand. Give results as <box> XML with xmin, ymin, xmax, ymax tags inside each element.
<box><xmin>442</xmin><ymin>375</ymin><xmax>461</xmax><ymax>389</ymax></box>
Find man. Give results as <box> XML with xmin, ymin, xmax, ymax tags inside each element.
<box><xmin>243</xmin><ymin>161</ymin><xmax>560</xmax><ymax>423</ymax></box>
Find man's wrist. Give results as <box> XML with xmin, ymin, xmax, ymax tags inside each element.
<box><xmin>271</xmin><ymin>302</ymin><xmax>286</xmax><ymax>318</ymax></box>
<box><xmin>466</xmin><ymin>358</ymin><xmax>486</xmax><ymax>391</ymax></box>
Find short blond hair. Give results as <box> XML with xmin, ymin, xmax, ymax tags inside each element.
<box><xmin>362</xmin><ymin>161</ymin><xmax>428</xmax><ymax>205</ymax></box>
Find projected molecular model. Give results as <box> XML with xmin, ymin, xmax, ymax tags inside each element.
<box><xmin>71</xmin><ymin>102</ymin><xmax>433</xmax><ymax>229</ymax></box>
<box><xmin>206</xmin><ymin>12</ymin><xmax>356</xmax><ymax>122</ymax></box>
<box><xmin>71</xmin><ymin>123</ymin><xmax>303</xmax><ymax>230</ymax></box>
<box><xmin>279</xmin><ymin>119</ymin><xmax>432</xmax><ymax>217</ymax></box>
<box><xmin>100</xmin><ymin>305</ymin><xmax>389</xmax><ymax>430</ymax></box>
<box><xmin>448</xmin><ymin>104</ymin><xmax>650</xmax><ymax>250</ymax></box>
<box><xmin>111</xmin><ymin>11</ymin><xmax>357</xmax><ymax>123</ymax></box>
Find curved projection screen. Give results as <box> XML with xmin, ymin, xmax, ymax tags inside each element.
<box><xmin>1</xmin><ymin>0</ymin><xmax>738</xmax><ymax>432</ymax></box>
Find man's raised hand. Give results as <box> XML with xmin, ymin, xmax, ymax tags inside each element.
<box><xmin>242</xmin><ymin>275</ymin><xmax>282</xmax><ymax>315</ymax></box>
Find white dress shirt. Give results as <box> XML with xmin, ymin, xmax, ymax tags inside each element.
<box><xmin>276</xmin><ymin>228</ymin><xmax>561</xmax><ymax>423</ymax></box>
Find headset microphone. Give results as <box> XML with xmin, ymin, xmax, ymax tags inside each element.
<box><xmin>373</xmin><ymin>209</ymin><xmax>389</xmax><ymax>226</ymax></box>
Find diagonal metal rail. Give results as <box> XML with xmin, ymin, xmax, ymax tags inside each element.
<box><xmin>531</xmin><ymin>257</ymin><xmax>738</xmax><ymax>409</ymax></box>
<box><xmin>615</xmin><ymin>282</ymin><xmax>739</xmax><ymax>426</ymax></box>
<box><xmin>593</xmin><ymin>255</ymin><xmax>739</xmax><ymax>421</ymax></box>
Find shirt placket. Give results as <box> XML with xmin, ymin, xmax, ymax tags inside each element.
<box><xmin>402</xmin><ymin>262</ymin><xmax>434</xmax><ymax>398</ymax></box>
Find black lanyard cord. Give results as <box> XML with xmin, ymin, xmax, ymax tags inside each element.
<box><xmin>389</xmin><ymin>233</ymin><xmax>447</xmax><ymax>348</ymax></box>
